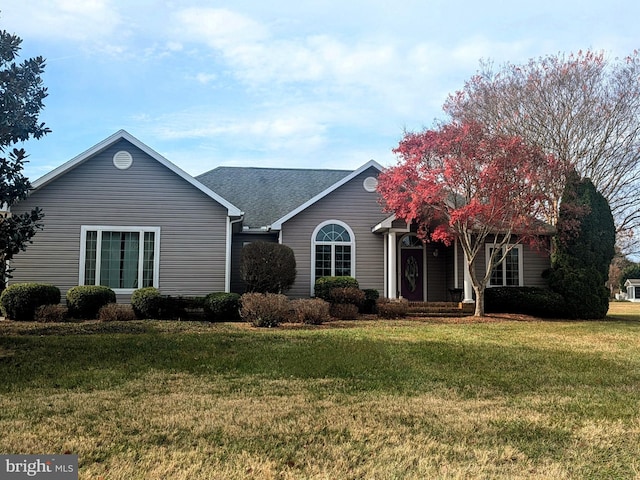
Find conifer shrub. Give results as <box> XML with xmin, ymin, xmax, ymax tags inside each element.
<box><xmin>66</xmin><ymin>285</ymin><xmax>116</xmax><ymax>319</ymax></box>
<box><xmin>203</xmin><ymin>292</ymin><xmax>241</xmax><ymax>321</ymax></box>
<box><xmin>290</xmin><ymin>298</ymin><xmax>330</xmax><ymax>325</ymax></box>
<box><xmin>240</xmin><ymin>292</ymin><xmax>289</xmax><ymax>327</ymax></box>
<box><xmin>0</xmin><ymin>283</ymin><xmax>61</xmax><ymax>321</ymax></box>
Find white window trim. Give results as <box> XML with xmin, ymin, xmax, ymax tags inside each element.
<box><xmin>485</xmin><ymin>243</ymin><xmax>524</xmax><ymax>287</ymax></box>
<box><xmin>310</xmin><ymin>220</ymin><xmax>356</xmax><ymax>296</ymax></box>
<box><xmin>79</xmin><ymin>226</ymin><xmax>161</xmax><ymax>294</ymax></box>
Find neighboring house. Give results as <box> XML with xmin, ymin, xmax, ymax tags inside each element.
<box><xmin>625</xmin><ymin>279</ymin><xmax>640</xmax><ymax>302</ymax></box>
<box><xmin>8</xmin><ymin>130</ymin><xmax>551</xmax><ymax>302</ymax></box>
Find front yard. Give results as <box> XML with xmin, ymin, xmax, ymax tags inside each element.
<box><xmin>1</xmin><ymin>303</ymin><xmax>639</xmax><ymax>479</ymax></box>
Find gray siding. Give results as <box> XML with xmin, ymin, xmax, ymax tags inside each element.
<box><xmin>280</xmin><ymin>167</ymin><xmax>388</xmax><ymax>298</ymax></box>
<box><xmin>454</xmin><ymin>238</ymin><xmax>551</xmax><ymax>289</ymax></box>
<box><xmin>9</xmin><ymin>139</ymin><xmax>229</xmax><ymax>301</ymax></box>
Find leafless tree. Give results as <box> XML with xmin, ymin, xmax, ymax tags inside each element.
<box><xmin>444</xmin><ymin>50</ymin><xmax>640</xmax><ymax>257</ymax></box>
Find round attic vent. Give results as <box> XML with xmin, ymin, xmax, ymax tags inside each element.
<box><xmin>113</xmin><ymin>150</ymin><xmax>133</xmax><ymax>170</ymax></box>
<box><xmin>363</xmin><ymin>176</ymin><xmax>378</xmax><ymax>192</ymax></box>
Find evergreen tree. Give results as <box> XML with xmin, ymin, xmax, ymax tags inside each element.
<box><xmin>548</xmin><ymin>173</ymin><xmax>616</xmax><ymax>318</ymax></box>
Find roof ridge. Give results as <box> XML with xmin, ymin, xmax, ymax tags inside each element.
<box><xmin>197</xmin><ymin>165</ymin><xmax>352</xmax><ymax>177</ymax></box>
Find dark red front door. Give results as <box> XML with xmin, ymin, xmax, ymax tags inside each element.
<box><xmin>401</xmin><ymin>249</ymin><xmax>423</xmax><ymax>301</ymax></box>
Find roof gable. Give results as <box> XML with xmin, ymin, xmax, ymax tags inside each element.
<box><xmin>625</xmin><ymin>279</ymin><xmax>640</xmax><ymax>286</ymax></box>
<box><xmin>32</xmin><ymin>130</ymin><xmax>243</xmax><ymax>216</ymax></box>
<box><xmin>197</xmin><ymin>166</ymin><xmax>353</xmax><ymax>229</ymax></box>
<box><xmin>270</xmin><ymin>160</ymin><xmax>383</xmax><ymax>230</ymax></box>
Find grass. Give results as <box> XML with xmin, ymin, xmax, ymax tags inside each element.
<box><xmin>0</xmin><ymin>303</ymin><xmax>639</xmax><ymax>479</ymax></box>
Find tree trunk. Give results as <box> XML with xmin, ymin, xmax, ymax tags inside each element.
<box><xmin>473</xmin><ymin>286</ymin><xmax>485</xmax><ymax>317</ymax></box>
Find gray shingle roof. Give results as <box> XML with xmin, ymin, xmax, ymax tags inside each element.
<box><xmin>196</xmin><ymin>166</ymin><xmax>351</xmax><ymax>229</ymax></box>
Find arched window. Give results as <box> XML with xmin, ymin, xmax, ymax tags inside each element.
<box><xmin>312</xmin><ymin>221</ymin><xmax>355</xmax><ymax>285</ymax></box>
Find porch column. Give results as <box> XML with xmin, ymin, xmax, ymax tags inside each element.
<box><xmin>388</xmin><ymin>231</ymin><xmax>397</xmax><ymax>299</ymax></box>
<box><xmin>462</xmin><ymin>249</ymin><xmax>474</xmax><ymax>303</ymax></box>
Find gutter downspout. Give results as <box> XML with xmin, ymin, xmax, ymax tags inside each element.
<box><xmin>226</xmin><ymin>213</ymin><xmax>245</xmax><ymax>292</ymax></box>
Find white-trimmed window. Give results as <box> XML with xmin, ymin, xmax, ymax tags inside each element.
<box><xmin>80</xmin><ymin>226</ymin><xmax>160</xmax><ymax>293</ymax></box>
<box><xmin>486</xmin><ymin>244</ymin><xmax>523</xmax><ymax>287</ymax></box>
<box><xmin>312</xmin><ymin>221</ymin><xmax>355</xmax><ymax>284</ymax></box>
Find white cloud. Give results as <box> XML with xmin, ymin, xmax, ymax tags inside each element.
<box><xmin>2</xmin><ymin>0</ymin><xmax>122</xmax><ymax>43</ymax></box>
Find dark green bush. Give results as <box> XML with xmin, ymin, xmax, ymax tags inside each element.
<box><xmin>131</xmin><ymin>287</ymin><xmax>163</xmax><ymax>319</ymax></box>
<box><xmin>34</xmin><ymin>304</ymin><xmax>69</xmax><ymax>323</ymax></box>
<box><xmin>290</xmin><ymin>298</ymin><xmax>331</xmax><ymax>325</ymax></box>
<box><xmin>361</xmin><ymin>289</ymin><xmax>380</xmax><ymax>314</ymax></box>
<box><xmin>546</xmin><ymin>267</ymin><xmax>609</xmax><ymax>319</ymax></box>
<box><xmin>240</xmin><ymin>292</ymin><xmax>289</xmax><ymax>327</ymax></box>
<box><xmin>484</xmin><ymin>286</ymin><xmax>567</xmax><ymax>318</ymax></box>
<box><xmin>240</xmin><ymin>241</ymin><xmax>297</xmax><ymax>293</ymax></box>
<box><xmin>314</xmin><ymin>276</ymin><xmax>359</xmax><ymax>301</ymax></box>
<box><xmin>376</xmin><ymin>298</ymin><xmax>409</xmax><ymax>319</ymax></box>
<box><xmin>204</xmin><ymin>292</ymin><xmax>241</xmax><ymax>321</ymax></box>
<box><xmin>66</xmin><ymin>285</ymin><xmax>116</xmax><ymax>319</ymax></box>
<box><xmin>0</xmin><ymin>283</ymin><xmax>61</xmax><ymax>321</ymax></box>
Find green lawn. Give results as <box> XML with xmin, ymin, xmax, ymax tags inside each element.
<box><xmin>1</xmin><ymin>303</ymin><xmax>639</xmax><ymax>479</ymax></box>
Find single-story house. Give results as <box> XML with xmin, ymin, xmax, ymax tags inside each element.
<box><xmin>8</xmin><ymin>130</ymin><xmax>551</xmax><ymax>302</ymax></box>
<box><xmin>625</xmin><ymin>279</ymin><xmax>640</xmax><ymax>302</ymax></box>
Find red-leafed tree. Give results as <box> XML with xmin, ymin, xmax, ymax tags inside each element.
<box><xmin>378</xmin><ymin>121</ymin><xmax>565</xmax><ymax>316</ymax></box>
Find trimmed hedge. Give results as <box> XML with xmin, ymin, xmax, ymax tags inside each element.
<box><xmin>376</xmin><ymin>298</ymin><xmax>409</xmax><ymax>319</ymax></box>
<box><xmin>314</xmin><ymin>276</ymin><xmax>359</xmax><ymax>301</ymax></box>
<box><xmin>0</xmin><ymin>283</ymin><xmax>61</xmax><ymax>321</ymax></box>
<box><xmin>131</xmin><ymin>287</ymin><xmax>163</xmax><ymax>319</ymax></box>
<box><xmin>66</xmin><ymin>285</ymin><xmax>116</xmax><ymax>319</ymax></box>
<box><xmin>327</xmin><ymin>287</ymin><xmax>365</xmax><ymax>307</ymax></box>
<box><xmin>203</xmin><ymin>292</ymin><xmax>241</xmax><ymax>322</ymax></box>
<box><xmin>240</xmin><ymin>292</ymin><xmax>289</xmax><ymax>327</ymax></box>
<box><xmin>35</xmin><ymin>304</ymin><xmax>69</xmax><ymax>323</ymax></box>
<box><xmin>290</xmin><ymin>298</ymin><xmax>330</xmax><ymax>325</ymax></box>
<box><xmin>484</xmin><ymin>287</ymin><xmax>566</xmax><ymax>318</ymax></box>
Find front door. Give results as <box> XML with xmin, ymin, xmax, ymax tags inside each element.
<box><xmin>401</xmin><ymin>248</ymin><xmax>424</xmax><ymax>301</ymax></box>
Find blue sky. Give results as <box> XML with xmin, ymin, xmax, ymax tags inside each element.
<box><xmin>3</xmin><ymin>0</ymin><xmax>639</xmax><ymax>181</ymax></box>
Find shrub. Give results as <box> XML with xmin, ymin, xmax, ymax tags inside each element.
<box><xmin>376</xmin><ymin>298</ymin><xmax>409</xmax><ymax>319</ymax></box>
<box><xmin>131</xmin><ymin>287</ymin><xmax>163</xmax><ymax>319</ymax></box>
<box><xmin>241</xmin><ymin>242</ymin><xmax>297</xmax><ymax>293</ymax></box>
<box><xmin>361</xmin><ymin>289</ymin><xmax>380</xmax><ymax>314</ymax></box>
<box><xmin>0</xmin><ymin>283</ymin><xmax>61</xmax><ymax>321</ymax></box>
<box><xmin>204</xmin><ymin>292</ymin><xmax>241</xmax><ymax>322</ymax></box>
<box><xmin>314</xmin><ymin>276</ymin><xmax>359</xmax><ymax>301</ymax></box>
<box><xmin>98</xmin><ymin>303</ymin><xmax>136</xmax><ymax>322</ymax></box>
<box><xmin>34</xmin><ymin>304</ymin><xmax>69</xmax><ymax>323</ymax></box>
<box><xmin>485</xmin><ymin>286</ymin><xmax>567</xmax><ymax>318</ymax></box>
<box><xmin>290</xmin><ymin>298</ymin><xmax>330</xmax><ymax>325</ymax></box>
<box><xmin>240</xmin><ymin>292</ymin><xmax>289</xmax><ymax>327</ymax></box>
<box><xmin>329</xmin><ymin>303</ymin><xmax>359</xmax><ymax>320</ymax></box>
<box><xmin>327</xmin><ymin>287</ymin><xmax>365</xmax><ymax>307</ymax></box>
<box><xmin>66</xmin><ymin>285</ymin><xmax>116</xmax><ymax>319</ymax></box>
<box><xmin>547</xmin><ymin>267</ymin><xmax>609</xmax><ymax>319</ymax></box>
